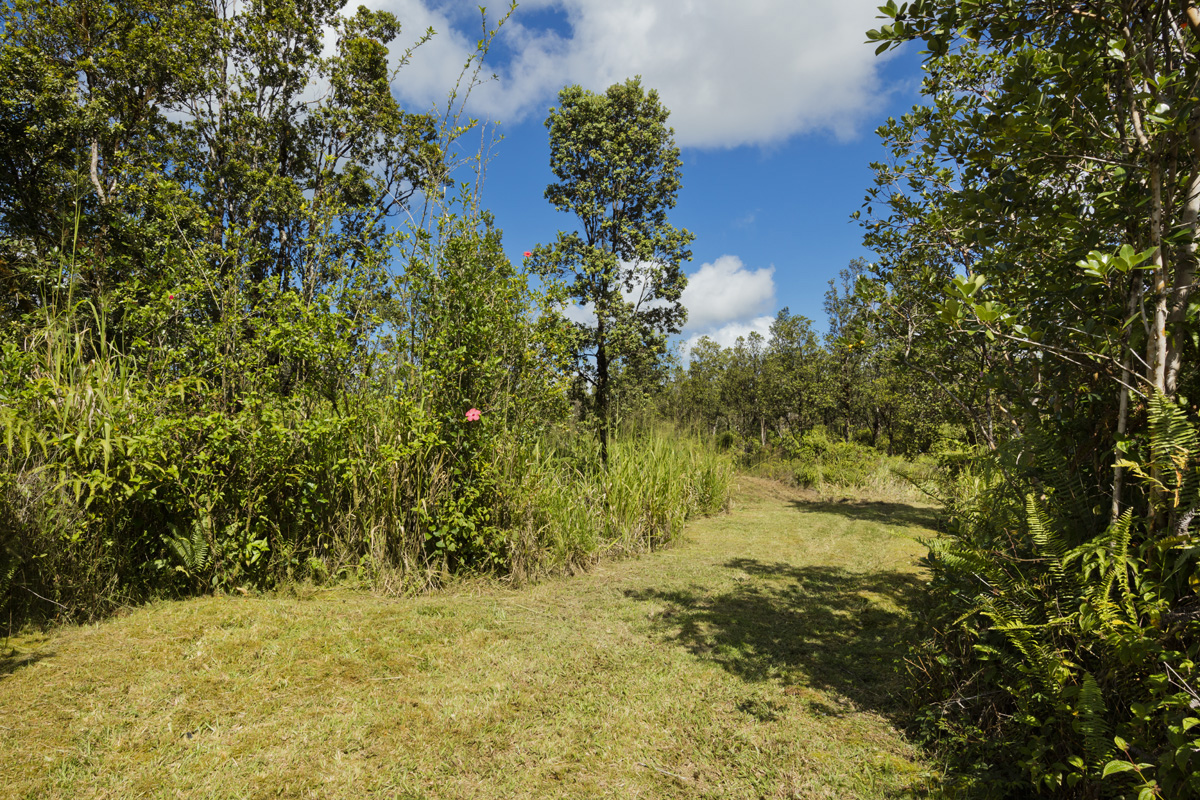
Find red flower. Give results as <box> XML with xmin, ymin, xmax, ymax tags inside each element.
<box><xmin>465</xmin><ymin>408</ymin><xmax>482</xmax><ymax>422</ymax></box>
<box><xmin>523</xmin><ymin>251</ymin><xmax>532</xmax><ymax>258</ymax></box>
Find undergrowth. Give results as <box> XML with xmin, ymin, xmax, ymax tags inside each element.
<box><xmin>0</xmin><ymin>248</ymin><xmax>731</xmax><ymax>629</ymax></box>
<box><xmin>909</xmin><ymin>397</ymin><xmax>1200</xmax><ymax>799</ymax></box>
<box><xmin>730</xmin><ymin>426</ymin><xmax>932</xmax><ymax>501</ymax></box>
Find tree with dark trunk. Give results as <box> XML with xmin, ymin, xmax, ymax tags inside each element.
<box><xmin>530</xmin><ymin>77</ymin><xmax>693</xmax><ymax>465</ymax></box>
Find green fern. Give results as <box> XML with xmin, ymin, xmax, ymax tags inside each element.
<box><xmin>1027</xmin><ymin>493</ymin><xmax>1070</xmax><ymax>588</ymax></box>
<box><xmin>1065</xmin><ymin>510</ymin><xmax>1136</xmax><ymax>625</ymax></box>
<box><xmin>1076</xmin><ymin>672</ymin><xmax>1113</xmax><ymax>768</ymax></box>
<box><xmin>1149</xmin><ymin>394</ymin><xmax>1199</xmax><ymax>485</ymax></box>
<box><xmin>165</xmin><ymin>521</ymin><xmax>211</xmax><ymax>579</ymax></box>
<box><xmin>1119</xmin><ymin>394</ymin><xmax>1200</xmax><ymax>508</ymax></box>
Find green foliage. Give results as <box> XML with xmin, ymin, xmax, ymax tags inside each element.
<box><xmin>857</xmin><ymin>5</ymin><xmax>1200</xmax><ymax>795</ymax></box>
<box><xmin>785</xmin><ymin>430</ymin><xmax>886</xmax><ymax>491</ymax></box>
<box><xmin>0</xmin><ymin>208</ymin><xmax>724</xmax><ymax>621</ymax></box>
<box><xmin>530</xmin><ymin>77</ymin><xmax>694</xmax><ymax>465</ymax></box>
<box><xmin>814</xmin><ymin>442</ymin><xmax>881</xmax><ymax>490</ymax></box>
<box><xmin>0</xmin><ymin>0</ymin><xmax>443</xmax><ymax>323</ymax></box>
<box><xmin>0</xmin><ymin>0</ymin><xmax>731</xmax><ymax>631</ymax></box>
<box><xmin>510</xmin><ymin>430</ymin><xmax>732</xmax><ymax>579</ymax></box>
<box><xmin>911</xmin><ymin>399</ymin><xmax>1200</xmax><ymax>798</ymax></box>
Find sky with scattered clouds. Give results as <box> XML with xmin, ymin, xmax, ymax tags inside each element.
<box><xmin>360</xmin><ymin>0</ymin><xmax>926</xmax><ymax>353</ymax></box>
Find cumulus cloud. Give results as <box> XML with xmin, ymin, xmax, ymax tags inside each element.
<box><xmin>548</xmin><ymin>254</ymin><xmax>775</xmax><ymax>351</ymax></box>
<box><xmin>681</xmin><ymin>255</ymin><xmax>774</xmax><ymax>332</ymax></box>
<box><xmin>683</xmin><ymin>316</ymin><xmax>775</xmax><ymax>356</ymax></box>
<box><xmin>674</xmin><ymin>254</ymin><xmax>778</xmax><ymax>360</ymax></box>
<box><xmin>369</xmin><ymin>0</ymin><xmax>896</xmax><ymax>148</ymax></box>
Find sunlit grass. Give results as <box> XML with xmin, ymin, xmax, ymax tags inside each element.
<box><xmin>1</xmin><ymin>475</ymin><xmax>937</xmax><ymax>798</ymax></box>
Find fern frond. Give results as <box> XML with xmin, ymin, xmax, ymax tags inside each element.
<box><xmin>165</xmin><ymin>522</ymin><xmax>211</xmax><ymax>577</ymax></box>
<box><xmin>1149</xmin><ymin>394</ymin><xmax>1200</xmax><ymax>512</ymax></box>
<box><xmin>1027</xmin><ymin>494</ymin><xmax>1069</xmax><ymax>591</ymax></box>
<box><xmin>1076</xmin><ymin>672</ymin><xmax>1113</xmax><ymax>768</ymax></box>
<box><xmin>981</xmin><ymin>597</ymin><xmax>1065</xmax><ymax>692</ymax></box>
<box><xmin>1068</xmin><ymin>511</ymin><xmax>1136</xmax><ymax>624</ymax></box>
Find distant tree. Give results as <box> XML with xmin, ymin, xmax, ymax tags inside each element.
<box><xmin>681</xmin><ymin>336</ymin><xmax>728</xmax><ymax>435</ymax></box>
<box><xmin>723</xmin><ymin>332</ymin><xmax>767</xmax><ymax>446</ymax></box>
<box><xmin>762</xmin><ymin>308</ymin><xmax>823</xmax><ymax>436</ymax></box>
<box><xmin>530</xmin><ymin>77</ymin><xmax>694</xmax><ymax>465</ymax></box>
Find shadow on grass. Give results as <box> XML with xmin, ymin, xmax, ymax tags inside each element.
<box><xmin>791</xmin><ymin>498</ymin><xmax>943</xmax><ymax>531</ymax></box>
<box><xmin>627</xmin><ymin>559</ymin><xmax>925</xmax><ymax>718</ymax></box>
<box><xmin>0</xmin><ymin>647</ymin><xmax>53</xmax><ymax>677</ymax></box>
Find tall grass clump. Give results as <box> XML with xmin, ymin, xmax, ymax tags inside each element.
<box><xmin>507</xmin><ymin>431</ymin><xmax>731</xmax><ymax>580</ymax></box>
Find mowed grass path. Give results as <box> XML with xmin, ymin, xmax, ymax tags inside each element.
<box><xmin>1</xmin><ymin>478</ymin><xmax>938</xmax><ymax>799</ymax></box>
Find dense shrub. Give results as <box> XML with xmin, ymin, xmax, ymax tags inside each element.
<box><xmin>0</xmin><ymin>207</ymin><xmax>733</xmax><ymax>625</ymax></box>
<box><xmin>910</xmin><ymin>398</ymin><xmax>1200</xmax><ymax>798</ymax></box>
<box><xmin>784</xmin><ymin>428</ymin><xmax>882</xmax><ymax>489</ymax></box>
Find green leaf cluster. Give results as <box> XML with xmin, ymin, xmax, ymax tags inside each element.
<box><xmin>531</xmin><ymin>77</ymin><xmax>694</xmax><ymax>465</ymax></box>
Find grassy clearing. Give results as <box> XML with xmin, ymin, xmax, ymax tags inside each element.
<box><xmin>1</xmin><ymin>476</ymin><xmax>937</xmax><ymax>799</ymax></box>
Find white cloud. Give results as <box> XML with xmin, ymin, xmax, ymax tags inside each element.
<box><xmin>677</xmin><ymin>254</ymin><xmax>777</xmax><ymax>360</ymax></box>
<box><xmin>681</xmin><ymin>255</ymin><xmax>775</xmax><ymax>332</ymax></box>
<box><xmin>683</xmin><ymin>315</ymin><xmax>775</xmax><ymax>355</ymax></box>
<box><xmin>369</xmin><ymin>0</ymin><xmax>897</xmax><ymax>148</ymax></box>
<box><xmin>560</xmin><ymin>301</ymin><xmax>595</xmax><ymax>326</ymax></box>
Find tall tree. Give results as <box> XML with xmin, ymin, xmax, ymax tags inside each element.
<box><xmin>867</xmin><ymin>0</ymin><xmax>1200</xmax><ymax>503</ymax></box>
<box><xmin>531</xmin><ymin>77</ymin><xmax>693</xmax><ymax>465</ymax></box>
<box><xmin>0</xmin><ymin>0</ymin><xmax>441</xmax><ymax>329</ymax></box>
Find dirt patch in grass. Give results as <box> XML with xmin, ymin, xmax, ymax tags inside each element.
<box><xmin>1</xmin><ymin>479</ymin><xmax>938</xmax><ymax>798</ymax></box>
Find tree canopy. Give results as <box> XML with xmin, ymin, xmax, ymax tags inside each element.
<box><xmin>531</xmin><ymin>77</ymin><xmax>693</xmax><ymax>464</ymax></box>
<box><xmin>1</xmin><ymin>0</ymin><xmax>442</xmax><ymax>323</ymax></box>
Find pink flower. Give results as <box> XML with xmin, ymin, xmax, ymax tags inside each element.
<box><xmin>168</xmin><ymin>294</ymin><xmax>175</xmax><ymax>300</ymax></box>
<box><xmin>523</xmin><ymin>251</ymin><xmax>532</xmax><ymax>258</ymax></box>
<box><xmin>465</xmin><ymin>408</ymin><xmax>482</xmax><ymax>422</ymax></box>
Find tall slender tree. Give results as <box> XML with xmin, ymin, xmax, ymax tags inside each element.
<box><xmin>531</xmin><ymin>77</ymin><xmax>693</xmax><ymax>465</ymax></box>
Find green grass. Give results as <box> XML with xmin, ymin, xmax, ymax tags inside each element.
<box><xmin>1</xmin><ymin>476</ymin><xmax>938</xmax><ymax>798</ymax></box>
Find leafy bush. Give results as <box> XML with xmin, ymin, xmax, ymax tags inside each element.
<box><xmin>0</xmin><ymin>0</ymin><xmax>726</xmax><ymax>630</ymax></box>
<box><xmin>910</xmin><ymin>397</ymin><xmax>1200</xmax><ymax>798</ymax></box>
<box><xmin>784</xmin><ymin>429</ymin><xmax>881</xmax><ymax>490</ymax></box>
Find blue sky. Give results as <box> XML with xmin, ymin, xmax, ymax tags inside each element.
<box><xmin>370</xmin><ymin>0</ymin><xmax>928</xmax><ymax>347</ymax></box>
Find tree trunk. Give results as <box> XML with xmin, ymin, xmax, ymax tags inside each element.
<box><xmin>1111</xmin><ymin>274</ymin><xmax>1141</xmax><ymax>525</ymax></box>
<box><xmin>1145</xmin><ymin>163</ymin><xmax>1170</xmax><ymax>396</ymax></box>
<box><xmin>1147</xmin><ymin>162</ymin><xmax>1169</xmax><ymax>529</ymax></box>
<box><xmin>1167</xmin><ymin>116</ymin><xmax>1200</xmax><ymax>396</ymax></box>
<box><xmin>597</xmin><ymin>329</ymin><xmax>610</xmax><ymax>468</ymax></box>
